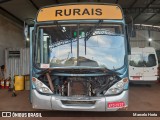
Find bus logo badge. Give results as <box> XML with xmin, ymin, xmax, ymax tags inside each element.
<box><xmin>2</xmin><ymin>112</ymin><xmax>11</xmax><ymax>117</ymax></box>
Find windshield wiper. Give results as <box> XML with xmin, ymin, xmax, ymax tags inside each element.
<box><xmin>85</xmin><ymin>20</ymin><xmax>103</xmax><ymax>41</ymax></box>
<box><xmin>84</xmin><ymin>20</ymin><xmax>103</xmax><ymax>55</ymax></box>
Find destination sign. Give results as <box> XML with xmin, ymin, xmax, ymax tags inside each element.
<box><xmin>37</xmin><ymin>4</ymin><xmax>123</xmax><ymax>22</ymax></box>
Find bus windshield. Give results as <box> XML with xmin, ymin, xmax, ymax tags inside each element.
<box><xmin>35</xmin><ymin>22</ymin><xmax>125</xmax><ymax>69</ymax></box>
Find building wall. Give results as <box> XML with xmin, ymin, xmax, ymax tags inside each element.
<box><xmin>130</xmin><ymin>30</ymin><xmax>160</xmax><ymax>50</ymax></box>
<box><xmin>0</xmin><ymin>15</ymin><xmax>24</xmax><ymax>66</ymax></box>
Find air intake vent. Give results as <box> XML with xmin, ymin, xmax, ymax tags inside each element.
<box><xmin>8</xmin><ymin>51</ymin><xmax>20</xmax><ymax>58</ymax></box>
<box><xmin>61</xmin><ymin>100</ymin><xmax>96</xmax><ymax>106</ymax></box>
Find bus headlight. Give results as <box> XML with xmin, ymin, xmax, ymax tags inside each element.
<box><xmin>32</xmin><ymin>77</ymin><xmax>53</xmax><ymax>94</ymax></box>
<box><xmin>103</xmin><ymin>78</ymin><xmax>128</xmax><ymax>95</ymax></box>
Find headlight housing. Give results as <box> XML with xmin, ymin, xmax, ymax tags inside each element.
<box><xmin>103</xmin><ymin>78</ymin><xmax>128</xmax><ymax>95</ymax></box>
<box><xmin>32</xmin><ymin>77</ymin><xmax>53</xmax><ymax>94</ymax></box>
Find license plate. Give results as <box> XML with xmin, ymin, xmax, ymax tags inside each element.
<box><xmin>133</xmin><ymin>76</ymin><xmax>140</xmax><ymax>80</ymax></box>
<box><xmin>108</xmin><ymin>102</ymin><xmax>125</xmax><ymax>108</ymax></box>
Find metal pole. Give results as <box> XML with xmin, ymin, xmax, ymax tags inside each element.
<box><xmin>40</xmin><ymin>29</ymin><xmax>44</xmax><ymax>63</ymax></box>
<box><xmin>70</xmin><ymin>27</ymin><xmax>72</xmax><ymax>54</ymax></box>
<box><xmin>148</xmin><ymin>30</ymin><xmax>151</xmax><ymax>47</ymax></box>
<box><xmin>77</xmin><ymin>24</ymin><xmax>79</xmax><ymax>66</ymax></box>
<box><xmin>148</xmin><ymin>41</ymin><xmax>151</xmax><ymax>47</ymax></box>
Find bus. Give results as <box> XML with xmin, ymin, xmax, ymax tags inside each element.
<box><xmin>26</xmin><ymin>3</ymin><xmax>130</xmax><ymax>111</ymax></box>
<box><xmin>129</xmin><ymin>47</ymin><xmax>158</xmax><ymax>84</ymax></box>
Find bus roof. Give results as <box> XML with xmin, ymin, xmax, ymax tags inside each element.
<box><xmin>36</xmin><ymin>3</ymin><xmax>123</xmax><ymax>22</ymax></box>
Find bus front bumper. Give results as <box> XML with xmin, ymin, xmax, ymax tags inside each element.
<box><xmin>32</xmin><ymin>90</ymin><xmax>128</xmax><ymax>111</ymax></box>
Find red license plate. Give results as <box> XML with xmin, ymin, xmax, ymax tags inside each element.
<box><xmin>133</xmin><ymin>76</ymin><xmax>140</xmax><ymax>80</ymax></box>
<box><xmin>108</xmin><ymin>102</ymin><xmax>125</xmax><ymax>108</ymax></box>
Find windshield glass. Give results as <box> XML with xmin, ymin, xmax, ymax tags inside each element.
<box><xmin>35</xmin><ymin>22</ymin><xmax>125</xmax><ymax>69</ymax></box>
<box><xmin>129</xmin><ymin>53</ymin><xmax>157</xmax><ymax>67</ymax></box>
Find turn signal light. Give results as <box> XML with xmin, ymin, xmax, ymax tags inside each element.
<box><xmin>123</xmin><ymin>78</ymin><xmax>128</xmax><ymax>83</ymax></box>
<box><xmin>32</xmin><ymin>77</ymin><xmax>36</xmax><ymax>82</ymax></box>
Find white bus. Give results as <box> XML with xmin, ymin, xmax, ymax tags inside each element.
<box><xmin>129</xmin><ymin>47</ymin><xmax>158</xmax><ymax>83</ymax></box>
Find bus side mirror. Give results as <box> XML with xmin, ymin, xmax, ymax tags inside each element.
<box><xmin>24</xmin><ymin>18</ymin><xmax>35</xmax><ymax>41</ymax></box>
<box><xmin>24</xmin><ymin>24</ymin><xmax>29</xmax><ymax>41</ymax></box>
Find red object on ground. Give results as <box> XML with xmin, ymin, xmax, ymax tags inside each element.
<box><xmin>5</xmin><ymin>79</ymin><xmax>10</xmax><ymax>89</ymax></box>
<box><xmin>1</xmin><ymin>79</ymin><xmax>5</xmax><ymax>89</ymax></box>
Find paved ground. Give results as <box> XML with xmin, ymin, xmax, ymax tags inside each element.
<box><xmin>0</xmin><ymin>83</ymin><xmax>160</xmax><ymax>119</ymax></box>
<box><xmin>128</xmin><ymin>83</ymin><xmax>160</xmax><ymax>111</ymax></box>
